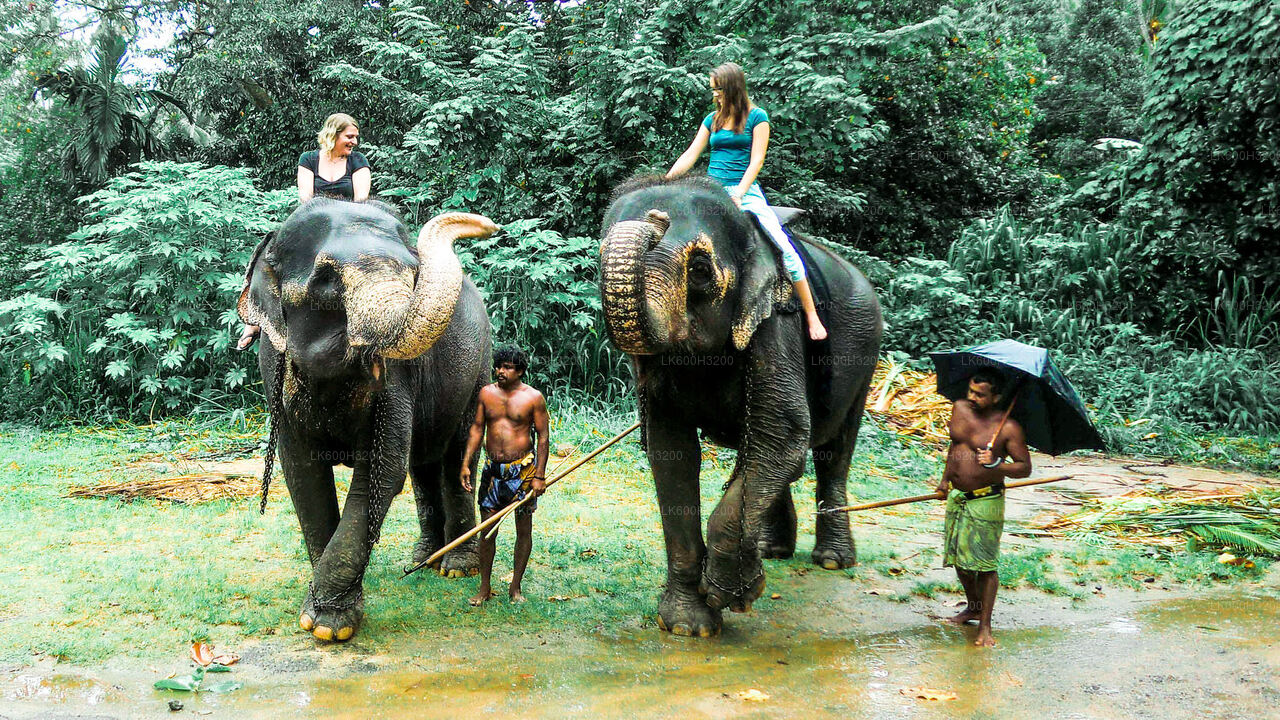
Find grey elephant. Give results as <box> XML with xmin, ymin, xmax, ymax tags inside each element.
<box><xmin>238</xmin><ymin>198</ymin><xmax>494</xmax><ymax>642</ymax></box>
<box><xmin>598</xmin><ymin>176</ymin><xmax>883</xmax><ymax>637</ymax></box>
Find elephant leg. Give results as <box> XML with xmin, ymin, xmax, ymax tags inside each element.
<box><xmin>303</xmin><ymin>395</ymin><xmax>411</xmax><ymax>642</ymax></box>
<box><xmin>277</xmin><ymin>428</ymin><xmax>338</xmax><ymax>567</ymax></box>
<box><xmin>409</xmin><ymin>461</ymin><xmax>445</xmax><ymax>566</ymax></box>
<box><xmin>756</xmin><ymin>489</ymin><xmax>798</xmax><ymax>560</ymax></box>
<box><xmin>436</xmin><ymin>426</ymin><xmax>479</xmax><ymax>578</ymax></box>
<box><xmin>703</xmin><ymin>342</ymin><xmax>809</xmax><ymax>613</ymax></box>
<box><xmin>811</xmin><ymin>387</ymin><xmax>870</xmax><ymax>570</ymax></box>
<box><xmin>649</xmin><ymin>412</ymin><xmax>720</xmax><ymax>637</ymax></box>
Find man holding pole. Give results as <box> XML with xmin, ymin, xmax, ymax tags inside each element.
<box><xmin>461</xmin><ymin>346</ymin><xmax>549</xmax><ymax>606</ymax></box>
<box><xmin>937</xmin><ymin>368</ymin><xmax>1032</xmax><ymax>647</ymax></box>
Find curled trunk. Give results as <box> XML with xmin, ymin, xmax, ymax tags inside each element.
<box><xmin>347</xmin><ymin>213</ymin><xmax>497</xmax><ymax>360</ymax></box>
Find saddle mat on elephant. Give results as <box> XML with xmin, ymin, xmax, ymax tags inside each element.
<box><xmin>744</xmin><ymin>213</ymin><xmax>831</xmax><ymax>317</ymax></box>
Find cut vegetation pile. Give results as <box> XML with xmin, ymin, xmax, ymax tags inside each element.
<box><xmin>866</xmin><ymin>360</ymin><xmax>952</xmax><ymax>445</ymax></box>
<box><xmin>1043</xmin><ymin>488</ymin><xmax>1280</xmax><ymax>558</ymax></box>
<box><xmin>66</xmin><ymin>473</ymin><xmax>262</xmax><ymax>504</ymax></box>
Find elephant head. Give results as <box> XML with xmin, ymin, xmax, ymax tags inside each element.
<box><xmin>239</xmin><ymin>199</ymin><xmax>497</xmax><ymax>376</ymax></box>
<box><xmin>599</xmin><ymin>177</ymin><xmax>783</xmax><ymax>356</ymax></box>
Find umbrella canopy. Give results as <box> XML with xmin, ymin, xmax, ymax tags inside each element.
<box><xmin>928</xmin><ymin>339</ymin><xmax>1106</xmax><ymax>456</ymax></box>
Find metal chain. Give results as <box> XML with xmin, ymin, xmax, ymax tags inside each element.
<box><xmin>258</xmin><ymin>350</ymin><xmax>287</xmax><ymax>515</ymax></box>
<box><xmin>707</xmin><ymin>338</ymin><xmax>764</xmax><ymax>599</ymax></box>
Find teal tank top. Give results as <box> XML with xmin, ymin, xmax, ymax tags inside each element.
<box><xmin>703</xmin><ymin>107</ymin><xmax>770</xmax><ymax>185</ymax></box>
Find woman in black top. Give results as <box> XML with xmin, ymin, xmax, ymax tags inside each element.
<box><xmin>297</xmin><ymin>112</ymin><xmax>372</xmax><ymax>202</ymax></box>
<box><xmin>237</xmin><ymin>113</ymin><xmax>374</xmax><ymax>350</ymax></box>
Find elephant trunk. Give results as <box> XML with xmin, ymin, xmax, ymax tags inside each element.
<box><xmin>600</xmin><ymin>209</ymin><xmax>687</xmax><ymax>354</ymax></box>
<box><xmin>346</xmin><ymin>213</ymin><xmax>497</xmax><ymax>360</ymax></box>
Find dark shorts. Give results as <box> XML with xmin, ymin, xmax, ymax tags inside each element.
<box><xmin>479</xmin><ymin>451</ymin><xmax>537</xmax><ymax>516</ymax></box>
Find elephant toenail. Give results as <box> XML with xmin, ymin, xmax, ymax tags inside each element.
<box><xmin>336</xmin><ymin>626</ymin><xmax>354</xmax><ymax>641</ymax></box>
<box><xmin>314</xmin><ymin>626</ymin><xmax>334</xmax><ymax>641</ymax></box>
<box><xmin>822</xmin><ymin>559</ymin><xmax>839</xmax><ymax>570</ymax></box>
<box><xmin>299</xmin><ymin>613</ymin><xmax>314</xmax><ymax>631</ymax></box>
<box><xmin>672</xmin><ymin>624</ymin><xmax>692</xmax><ymax>636</ymax></box>
<box><xmin>657</xmin><ymin>616</ymin><xmax>669</xmax><ymax>632</ymax></box>
<box><xmin>698</xmin><ymin>626</ymin><xmax>715</xmax><ymax>638</ymax></box>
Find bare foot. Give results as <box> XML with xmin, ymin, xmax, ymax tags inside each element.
<box><xmin>468</xmin><ymin>589</ymin><xmax>495</xmax><ymax>607</ymax></box>
<box><xmin>509</xmin><ymin>590</ymin><xmax>527</xmax><ymax>603</ymax></box>
<box><xmin>947</xmin><ymin>605</ymin><xmax>980</xmax><ymax>625</ymax></box>
<box><xmin>236</xmin><ymin>325</ymin><xmax>260</xmax><ymax>351</ymax></box>
<box><xmin>806</xmin><ymin>314</ymin><xmax>828</xmax><ymax>341</ymax></box>
<box><xmin>974</xmin><ymin>627</ymin><xmax>996</xmax><ymax>647</ymax></box>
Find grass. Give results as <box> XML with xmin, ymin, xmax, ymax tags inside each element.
<box><xmin>0</xmin><ymin>410</ymin><xmax>1270</xmax><ymax>666</ymax></box>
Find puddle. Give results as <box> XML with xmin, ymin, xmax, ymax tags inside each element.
<box><xmin>4</xmin><ymin>586</ymin><xmax>1276</xmax><ymax>719</ymax></box>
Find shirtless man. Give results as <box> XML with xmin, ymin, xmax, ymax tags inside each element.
<box><xmin>937</xmin><ymin>369</ymin><xmax>1032</xmax><ymax>647</ymax></box>
<box><xmin>461</xmin><ymin>346</ymin><xmax>550</xmax><ymax>606</ymax></box>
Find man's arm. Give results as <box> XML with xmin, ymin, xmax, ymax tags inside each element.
<box><xmin>993</xmin><ymin>421</ymin><xmax>1032</xmax><ymax>479</ymax></box>
<box><xmin>460</xmin><ymin>395</ymin><xmax>487</xmax><ymax>491</ymax></box>
<box><xmin>531</xmin><ymin>391</ymin><xmax>550</xmax><ymax>496</ymax></box>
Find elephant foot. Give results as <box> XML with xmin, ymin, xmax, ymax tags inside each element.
<box><xmin>437</xmin><ymin>545</ymin><xmax>480</xmax><ymax>579</ymax></box>
<box><xmin>756</xmin><ymin>534</ymin><xmax>795</xmax><ymax>560</ymax></box>
<box><xmin>811</xmin><ymin>539</ymin><xmax>857</xmax><ymax>570</ymax></box>
<box><xmin>657</xmin><ymin>586</ymin><xmax>722</xmax><ymax>638</ymax></box>
<box><xmin>411</xmin><ymin>537</ymin><xmax>440</xmax><ymax>568</ymax></box>
<box><xmin>299</xmin><ymin>585</ymin><xmax>364</xmax><ymax>643</ymax></box>
<box><xmin>700</xmin><ymin>545</ymin><xmax>765</xmax><ymax>613</ymax></box>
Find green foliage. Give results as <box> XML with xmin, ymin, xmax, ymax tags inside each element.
<box><xmin>0</xmin><ymin>162</ymin><xmax>293</xmax><ymax>420</ymax></box>
<box><xmin>456</xmin><ymin>218</ymin><xmax>630</xmax><ymax>402</ymax></box>
<box><xmin>35</xmin><ymin>32</ymin><xmax>191</xmax><ymax>186</ymax></box>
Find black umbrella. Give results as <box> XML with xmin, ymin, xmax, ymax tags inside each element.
<box><xmin>928</xmin><ymin>339</ymin><xmax>1106</xmax><ymax>455</ymax></box>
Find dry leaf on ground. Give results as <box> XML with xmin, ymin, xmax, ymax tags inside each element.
<box><xmin>900</xmin><ymin>687</ymin><xmax>958</xmax><ymax>701</ymax></box>
<box><xmin>734</xmin><ymin>689</ymin><xmax>770</xmax><ymax>702</ymax></box>
<box><xmin>190</xmin><ymin>642</ymin><xmax>213</xmax><ymax>667</ymax></box>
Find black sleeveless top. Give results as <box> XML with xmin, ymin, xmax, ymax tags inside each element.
<box><xmin>298</xmin><ymin>150</ymin><xmax>370</xmax><ymax>200</ymax></box>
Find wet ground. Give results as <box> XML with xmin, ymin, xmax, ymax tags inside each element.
<box><xmin>5</xmin><ymin>450</ymin><xmax>1277</xmax><ymax>718</ymax></box>
<box><xmin>4</xmin><ymin>570</ymin><xmax>1276</xmax><ymax>719</ymax></box>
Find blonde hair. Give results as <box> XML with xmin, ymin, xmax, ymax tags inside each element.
<box><xmin>316</xmin><ymin>113</ymin><xmax>358</xmax><ymax>154</ymax></box>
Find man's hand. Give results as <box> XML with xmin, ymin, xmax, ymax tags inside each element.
<box><xmin>460</xmin><ymin>466</ymin><xmax>473</xmax><ymax>492</ymax></box>
<box><xmin>531</xmin><ymin>476</ymin><xmax>546</xmax><ymax>497</ymax></box>
<box><xmin>976</xmin><ymin>447</ymin><xmax>996</xmax><ymax>466</ymax></box>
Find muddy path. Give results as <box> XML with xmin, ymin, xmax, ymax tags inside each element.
<box><xmin>4</xmin><ymin>573</ymin><xmax>1276</xmax><ymax>719</ymax></box>
<box><xmin>4</xmin><ymin>444</ymin><xmax>1277</xmax><ymax>719</ymax></box>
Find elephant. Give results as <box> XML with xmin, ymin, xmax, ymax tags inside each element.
<box><xmin>238</xmin><ymin>198</ymin><xmax>495</xmax><ymax>642</ymax></box>
<box><xmin>598</xmin><ymin>175</ymin><xmax>883</xmax><ymax>637</ymax></box>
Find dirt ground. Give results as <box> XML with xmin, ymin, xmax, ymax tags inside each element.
<box><xmin>3</xmin><ymin>453</ymin><xmax>1277</xmax><ymax>719</ymax></box>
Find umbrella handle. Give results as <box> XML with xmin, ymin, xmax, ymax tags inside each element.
<box><xmin>986</xmin><ymin>386</ymin><xmax>1020</xmax><ymax>450</ymax></box>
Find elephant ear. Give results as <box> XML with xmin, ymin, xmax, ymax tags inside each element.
<box><xmin>237</xmin><ymin>231</ymin><xmax>286</xmax><ymax>352</ymax></box>
<box><xmin>730</xmin><ymin>230</ymin><xmax>783</xmax><ymax>351</ymax></box>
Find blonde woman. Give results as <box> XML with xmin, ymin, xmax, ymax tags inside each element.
<box><xmin>297</xmin><ymin>112</ymin><xmax>371</xmax><ymax>202</ymax></box>
<box><xmin>666</xmin><ymin>62</ymin><xmax>827</xmax><ymax>341</ymax></box>
<box><xmin>237</xmin><ymin>113</ymin><xmax>373</xmax><ymax>350</ymax></box>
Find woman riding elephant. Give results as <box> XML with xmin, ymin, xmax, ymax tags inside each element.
<box><xmin>665</xmin><ymin>62</ymin><xmax>827</xmax><ymax>342</ymax></box>
<box><xmin>598</xmin><ymin>171</ymin><xmax>882</xmax><ymax>637</ymax></box>
<box><xmin>238</xmin><ymin>112</ymin><xmax>373</xmax><ymax>351</ymax></box>
<box><xmin>239</xmin><ymin>200</ymin><xmax>494</xmax><ymax>642</ymax></box>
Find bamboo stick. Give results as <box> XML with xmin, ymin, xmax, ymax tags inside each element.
<box><xmin>402</xmin><ymin>421</ymin><xmax>641</xmax><ymax>577</ymax></box>
<box><xmin>819</xmin><ymin>474</ymin><xmax>1075</xmax><ymax>515</ymax></box>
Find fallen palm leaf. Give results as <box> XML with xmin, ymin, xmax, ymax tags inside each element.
<box><xmin>1044</xmin><ymin>488</ymin><xmax>1280</xmax><ymax>558</ymax></box>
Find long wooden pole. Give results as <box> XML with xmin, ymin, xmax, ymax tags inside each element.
<box><xmin>482</xmin><ymin>436</ymin><xmax>586</xmax><ymax>540</ymax></box>
<box><xmin>402</xmin><ymin>421</ymin><xmax>641</xmax><ymax>577</ymax></box>
<box><xmin>818</xmin><ymin>474</ymin><xmax>1074</xmax><ymax>515</ymax></box>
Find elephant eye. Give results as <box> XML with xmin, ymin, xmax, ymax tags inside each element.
<box><xmin>688</xmin><ymin>253</ymin><xmax>715</xmax><ymax>290</ymax></box>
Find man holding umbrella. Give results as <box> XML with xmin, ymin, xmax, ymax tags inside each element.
<box><xmin>937</xmin><ymin>368</ymin><xmax>1032</xmax><ymax>647</ymax></box>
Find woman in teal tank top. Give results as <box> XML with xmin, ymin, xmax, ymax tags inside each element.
<box><xmin>665</xmin><ymin>62</ymin><xmax>827</xmax><ymax>341</ymax></box>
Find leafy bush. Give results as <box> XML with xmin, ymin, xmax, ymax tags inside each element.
<box><xmin>457</xmin><ymin>218</ymin><xmax>630</xmax><ymax>403</ymax></box>
<box><xmin>0</xmin><ymin>162</ymin><xmax>293</xmax><ymax>421</ymax></box>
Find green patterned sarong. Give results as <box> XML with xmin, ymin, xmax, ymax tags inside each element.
<box><xmin>943</xmin><ymin>488</ymin><xmax>1005</xmax><ymax>572</ymax></box>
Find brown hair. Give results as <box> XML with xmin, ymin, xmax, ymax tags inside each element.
<box><xmin>710</xmin><ymin>62</ymin><xmax>750</xmax><ymax>133</ymax></box>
